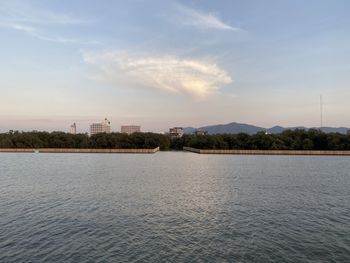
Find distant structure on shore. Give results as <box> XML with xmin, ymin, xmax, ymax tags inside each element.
<box><xmin>90</xmin><ymin>118</ymin><xmax>111</xmax><ymax>135</ymax></box>
<box><xmin>121</xmin><ymin>125</ymin><xmax>141</xmax><ymax>135</ymax></box>
<box><xmin>69</xmin><ymin>123</ymin><xmax>77</xmax><ymax>135</ymax></box>
<box><xmin>195</xmin><ymin>129</ymin><xmax>208</xmax><ymax>136</ymax></box>
<box><xmin>169</xmin><ymin>127</ymin><xmax>184</xmax><ymax>138</ymax></box>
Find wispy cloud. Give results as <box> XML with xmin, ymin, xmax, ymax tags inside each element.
<box><xmin>10</xmin><ymin>23</ymin><xmax>36</xmax><ymax>33</ymax></box>
<box><xmin>175</xmin><ymin>3</ymin><xmax>240</xmax><ymax>31</ymax></box>
<box><xmin>12</xmin><ymin>10</ymin><xmax>90</xmax><ymax>25</ymax></box>
<box><xmin>0</xmin><ymin>2</ymin><xmax>97</xmax><ymax>44</ymax></box>
<box><xmin>83</xmin><ymin>51</ymin><xmax>232</xmax><ymax>100</ymax></box>
<box><xmin>6</xmin><ymin>23</ymin><xmax>99</xmax><ymax>45</ymax></box>
<box><xmin>0</xmin><ymin>1</ymin><xmax>91</xmax><ymax>25</ymax></box>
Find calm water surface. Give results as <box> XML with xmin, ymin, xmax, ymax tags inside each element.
<box><xmin>0</xmin><ymin>152</ymin><xmax>349</xmax><ymax>262</ymax></box>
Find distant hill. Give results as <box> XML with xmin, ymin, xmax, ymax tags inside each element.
<box><xmin>184</xmin><ymin>122</ymin><xmax>350</xmax><ymax>135</ymax></box>
<box><xmin>183</xmin><ymin>122</ymin><xmax>264</xmax><ymax>135</ymax></box>
<box><xmin>318</xmin><ymin>127</ymin><xmax>350</xmax><ymax>134</ymax></box>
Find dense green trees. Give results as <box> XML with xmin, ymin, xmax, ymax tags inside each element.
<box><xmin>1</xmin><ymin>129</ymin><xmax>350</xmax><ymax>150</ymax></box>
<box><xmin>172</xmin><ymin>129</ymin><xmax>350</xmax><ymax>150</ymax></box>
<box><xmin>0</xmin><ymin>131</ymin><xmax>170</xmax><ymax>150</ymax></box>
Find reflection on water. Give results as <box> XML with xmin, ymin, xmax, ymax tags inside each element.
<box><xmin>0</xmin><ymin>152</ymin><xmax>349</xmax><ymax>262</ymax></box>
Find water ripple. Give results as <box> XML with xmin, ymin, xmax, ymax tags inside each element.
<box><xmin>0</xmin><ymin>153</ymin><xmax>349</xmax><ymax>262</ymax></box>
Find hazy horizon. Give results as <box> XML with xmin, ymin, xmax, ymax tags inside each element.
<box><xmin>1</xmin><ymin>0</ymin><xmax>350</xmax><ymax>132</ymax></box>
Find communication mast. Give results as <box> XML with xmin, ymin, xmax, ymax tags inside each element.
<box><xmin>320</xmin><ymin>95</ymin><xmax>323</xmax><ymax>128</ymax></box>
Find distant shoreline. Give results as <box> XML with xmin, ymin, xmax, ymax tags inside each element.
<box><xmin>2</xmin><ymin>130</ymin><xmax>350</xmax><ymax>152</ymax></box>
<box><xmin>2</xmin><ymin>147</ymin><xmax>350</xmax><ymax>156</ymax></box>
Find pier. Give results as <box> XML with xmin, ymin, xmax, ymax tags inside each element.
<box><xmin>0</xmin><ymin>147</ymin><xmax>160</xmax><ymax>154</ymax></box>
<box><xmin>183</xmin><ymin>147</ymin><xmax>350</xmax><ymax>156</ymax></box>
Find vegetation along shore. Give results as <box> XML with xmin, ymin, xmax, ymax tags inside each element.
<box><xmin>1</xmin><ymin>129</ymin><xmax>350</xmax><ymax>152</ymax></box>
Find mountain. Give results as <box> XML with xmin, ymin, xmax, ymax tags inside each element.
<box><xmin>184</xmin><ymin>122</ymin><xmax>350</xmax><ymax>135</ymax></box>
<box><xmin>184</xmin><ymin>122</ymin><xmax>264</xmax><ymax>135</ymax></box>
<box><xmin>267</xmin><ymin>126</ymin><xmax>287</xmax><ymax>134</ymax></box>
<box><xmin>317</xmin><ymin>127</ymin><xmax>350</xmax><ymax>134</ymax></box>
<box><xmin>183</xmin><ymin>127</ymin><xmax>197</xmax><ymax>134</ymax></box>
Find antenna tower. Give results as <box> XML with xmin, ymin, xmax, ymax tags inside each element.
<box><xmin>320</xmin><ymin>95</ymin><xmax>323</xmax><ymax>128</ymax></box>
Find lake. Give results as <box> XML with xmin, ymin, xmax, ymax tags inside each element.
<box><xmin>0</xmin><ymin>152</ymin><xmax>349</xmax><ymax>262</ymax></box>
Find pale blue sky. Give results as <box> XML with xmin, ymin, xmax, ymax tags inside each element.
<box><xmin>1</xmin><ymin>0</ymin><xmax>350</xmax><ymax>132</ymax></box>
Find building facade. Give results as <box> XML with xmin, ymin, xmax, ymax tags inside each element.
<box><xmin>169</xmin><ymin>127</ymin><xmax>184</xmax><ymax>138</ymax></box>
<box><xmin>90</xmin><ymin>118</ymin><xmax>111</xmax><ymax>135</ymax></box>
<box><xmin>195</xmin><ymin>129</ymin><xmax>208</xmax><ymax>136</ymax></box>
<box><xmin>121</xmin><ymin>125</ymin><xmax>141</xmax><ymax>135</ymax></box>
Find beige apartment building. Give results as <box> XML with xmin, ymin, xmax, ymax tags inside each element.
<box><xmin>121</xmin><ymin>125</ymin><xmax>141</xmax><ymax>135</ymax></box>
<box><xmin>90</xmin><ymin>118</ymin><xmax>111</xmax><ymax>135</ymax></box>
<box><xmin>169</xmin><ymin>127</ymin><xmax>184</xmax><ymax>138</ymax></box>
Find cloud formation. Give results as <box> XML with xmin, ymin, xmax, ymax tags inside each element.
<box><xmin>176</xmin><ymin>3</ymin><xmax>240</xmax><ymax>31</ymax></box>
<box><xmin>0</xmin><ymin>2</ymin><xmax>96</xmax><ymax>44</ymax></box>
<box><xmin>0</xmin><ymin>2</ymin><xmax>90</xmax><ymax>25</ymax></box>
<box><xmin>0</xmin><ymin>23</ymin><xmax>101</xmax><ymax>45</ymax></box>
<box><xmin>84</xmin><ymin>52</ymin><xmax>232</xmax><ymax>99</ymax></box>
<box><xmin>9</xmin><ymin>23</ymin><xmax>99</xmax><ymax>44</ymax></box>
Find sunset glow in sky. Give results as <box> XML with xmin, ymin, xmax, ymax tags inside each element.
<box><xmin>1</xmin><ymin>0</ymin><xmax>350</xmax><ymax>132</ymax></box>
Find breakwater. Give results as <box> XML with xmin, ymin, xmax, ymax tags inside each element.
<box><xmin>183</xmin><ymin>147</ymin><xmax>350</xmax><ymax>156</ymax></box>
<box><xmin>0</xmin><ymin>147</ymin><xmax>159</xmax><ymax>154</ymax></box>
<box><xmin>0</xmin><ymin>148</ymin><xmax>35</xmax><ymax>153</ymax></box>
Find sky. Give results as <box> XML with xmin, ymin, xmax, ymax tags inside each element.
<box><xmin>1</xmin><ymin>0</ymin><xmax>350</xmax><ymax>133</ymax></box>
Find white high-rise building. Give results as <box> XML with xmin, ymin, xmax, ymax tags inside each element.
<box><xmin>90</xmin><ymin>118</ymin><xmax>111</xmax><ymax>136</ymax></box>
<box><xmin>70</xmin><ymin>123</ymin><xmax>77</xmax><ymax>135</ymax></box>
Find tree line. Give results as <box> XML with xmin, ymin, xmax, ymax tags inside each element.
<box><xmin>171</xmin><ymin>129</ymin><xmax>350</xmax><ymax>150</ymax></box>
<box><xmin>1</xmin><ymin>129</ymin><xmax>350</xmax><ymax>151</ymax></box>
<box><xmin>0</xmin><ymin>131</ymin><xmax>170</xmax><ymax>150</ymax></box>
